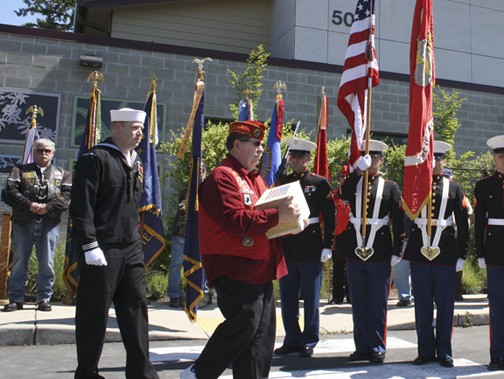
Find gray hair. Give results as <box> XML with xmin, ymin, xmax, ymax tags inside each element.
<box><xmin>34</xmin><ymin>138</ymin><xmax>56</xmax><ymax>151</ymax></box>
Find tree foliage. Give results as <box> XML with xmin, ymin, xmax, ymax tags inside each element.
<box><xmin>15</xmin><ymin>0</ymin><xmax>75</xmax><ymax>32</ymax></box>
<box><xmin>228</xmin><ymin>44</ymin><xmax>270</xmax><ymax>119</ymax></box>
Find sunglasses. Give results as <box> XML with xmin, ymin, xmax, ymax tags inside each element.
<box><xmin>240</xmin><ymin>139</ymin><xmax>264</xmax><ymax>148</ymax></box>
<box><xmin>36</xmin><ymin>149</ymin><xmax>53</xmax><ymax>154</ymax></box>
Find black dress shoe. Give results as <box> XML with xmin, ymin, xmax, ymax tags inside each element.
<box><xmin>369</xmin><ymin>351</ymin><xmax>385</xmax><ymax>364</ymax></box>
<box><xmin>37</xmin><ymin>301</ymin><xmax>52</xmax><ymax>312</ymax></box>
<box><xmin>396</xmin><ymin>299</ymin><xmax>412</xmax><ymax>307</ymax></box>
<box><xmin>413</xmin><ymin>356</ymin><xmax>436</xmax><ymax>365</ymax></box>
<box><xmin>299</xmin><ymin>346</ymin><xmax>314</xmax><ymax>358</ymax></box>
<box><xmin>274</xmin><ymin>345</ymin><xmax>300</xmax><ymax>356</ymax></box>
<box><xmin>438</xmin><ymin>356</ymin><xmax>454</xmax><ymax>368</ymax></box>
<box><xmin>329</xmin><ymin>298</ymin><xmax>344</xmax><ymax>305</ymax></box>
<box><xmin>3</xmin><ymin>302</ymin><xmax>23</xmax><ymax>312</ymax></box>
<box><xmin>349</xmin><ymin>351</ymin><xmax>371</xmax><ymax>361</ymax></box>
<box><xmin>488</xmin><ymin>358</ymin><xmax>504</xmax><ymax>370</ymax></box>
<box><xmin>169</xmin><ymin>297</ymin><xmax>181</xmax><ymax>308</ymax></box>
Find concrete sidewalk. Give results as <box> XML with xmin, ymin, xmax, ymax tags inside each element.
<box><xmin>0</xmin><ymin>294</ymin><xmax>489</xmax><ymax>346</ymax></box>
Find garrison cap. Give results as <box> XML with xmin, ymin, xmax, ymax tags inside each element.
<box><xmin>229</xmin><ymin>120</ymin><xmax>266</xmax><ymax>141</ymax></box>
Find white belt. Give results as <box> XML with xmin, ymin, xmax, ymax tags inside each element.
<box><xmin>414</xmin><ymin>217</ymin><xmax>453</xmax><ymax>227</ymax></box>
<box><xmin>309</xmin><ymin>217</ymin><xmax>320</xmax><ymax>224</ymax></box>
<box><xmin>488</xmin><ymin>218</ymin><xmax>504</xmax><ymax>226</ymax></box>
<box><xmin>350</xmin><ymin>217</ymin><xmax>389</xmax><ymax>226</ymax></box>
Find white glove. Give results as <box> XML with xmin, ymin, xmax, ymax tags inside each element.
<box><xmin>478</xmin><ymin>258</ymin><xmax>486</xmax><ymax>269</ymax></box>
<box><xmin>356</xmin><ymin>154</ymin><xmax>372</xmax><ymax>172</ymax></box>
<box><xmin>391</xmin><ymin>255</ymin><xmax>401</xmax><ymax>267</ymax></box>
<box><xmin>85</xmin><ymin>247</ymin><xmax>108</xmax><ymax>266</ymax></box>
<box><xmin>321</xmin><ymin>248</ymin><xmax>332</xmax><ymax>263</ymax></box>
<box><xmin>456</xmin><ymin>258</ymin><xmax>465</xmax><ymax>272</ymax></box>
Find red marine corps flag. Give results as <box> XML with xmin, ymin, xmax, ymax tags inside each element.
<box><xmin>313</xmin><ymin>87</ymin><xmax>330</xmax><ymax>182</ymax></box>
<box><xmin>403</xmin><ymin>0</ymin><xmax>436</xmax><ymax>220</ymax></box>
<box><xmin>337</xmin><ymin>0</ymin><xmax>379</xmax><ymax>170</ymax></box>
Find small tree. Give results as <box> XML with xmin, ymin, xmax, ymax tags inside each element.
<box><xmin>228</xmin><ymin>44</ymin><xmax>270</xmax><ymax>119</ymax></box>
<box><xmin>15</xmin><ymin>0</ymin><xmax>75</xmax><ymax>32</ymax></box>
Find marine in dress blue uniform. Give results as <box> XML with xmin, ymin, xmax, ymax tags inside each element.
<box><xmin>403</xmin><ymin>141</ymin><xmax>469</xmax><ymax>368</ymax></box>
<box><xmin>335</xmin><ymin>140</ymin><xmax>404</xmax><ymax>364</ymax></box>
<box><xmin>474</xmin><ymin>135</ymin><xmax>504</xmax><ymax>371</ymax></box>
<box><xmin>274</xmin><ymin>138</ymin><xmax>335</xmax><ymax>358</ymax></box>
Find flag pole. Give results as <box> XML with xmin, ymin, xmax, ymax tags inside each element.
<box><xmin>360</xmin><ymin>0</ymin><xmax>376</xmax><ymax>244</ymax></box>
<box><xmin>177</xmin><ymin>58</ymin><xmax>212</xmax><ymax>159</ymax></box>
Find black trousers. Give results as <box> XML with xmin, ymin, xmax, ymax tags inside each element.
<box><xmin>332</xmin><ymin>255</ymin><xmax>350</xmax><ymax>302</ymax></box>
<box><xmin>74</xmin><ymin>241</ymin><xmax>158</xmax><ymax>379</ymax></box>
<box><xmin>194</xmin><ymin>277</ymin><xmax>276</xmax><ymax>379</ymax></box>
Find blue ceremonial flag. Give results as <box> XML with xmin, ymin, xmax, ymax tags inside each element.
<box><xmin>261</xmin><ymin>96</ymin><xmax>284</xmax><ymax>186</ymax></box>
<box><xmin>63</xmin><ymin>80</ymin><xmax>101</xmax><ymax>298</ymax></box>
<box><xmin>238</xmin><ymin>98</ymin><xmax>254</xmax><ymax>121</ymax></box>
<box><xmin>137</xmin><ymin>81</ymin><xmax>166</xmax><ymax>267</ymax></box>
<box><xmin>183</xmin><ymin>79</ymin><xmax>206</xmax><ymax>322</ymax></box>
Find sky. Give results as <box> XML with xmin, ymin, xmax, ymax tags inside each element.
<box><xmin>0</xmin><ymin>0</ymin><xmax>39</xmax><ymax>26</ymax></box>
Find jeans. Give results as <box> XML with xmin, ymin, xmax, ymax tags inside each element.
<box><xmin>392</xmin><ymin>259</ymin><xmax>412</xmax><ymax>301</ymax></box>
<box><xmin>8</xmin><ymin>221</ymin><xmax>59</xmax><ymax>303</ymax></box>
<box><xmin>167</xmin><ymin>234</ymin><xmax>184</xmax><ymax>299</ymax></box>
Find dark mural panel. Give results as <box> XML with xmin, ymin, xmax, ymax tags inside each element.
<box><xmin>0</xmin><ymin>89</ymin><xmax>60</xmax><ymax>144</ymax></box>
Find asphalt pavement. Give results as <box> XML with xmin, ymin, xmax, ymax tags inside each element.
<box><xmin>0</xmin><ymin>294</ymin><xmax>490</xmax><ymax>347</ymax></box>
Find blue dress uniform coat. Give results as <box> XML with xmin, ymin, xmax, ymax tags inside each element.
<box><xmin>336</xmin><ymin>171</ymin><xmax>404</xmax><ymax>356</ymax></box>
<box><xmin>403</xmin><ymin>174</ymin><xmax>469</xmax><ymax>362</ymax></box>
<box><xmin>474</xmin><ymin>171</ymin><xmax>504</xmax><ymax>363</ymax></box>
<box><xmin>278</xmin><ymin>170</ymin><xmax>335</xmax><ymax>350</ymax></box>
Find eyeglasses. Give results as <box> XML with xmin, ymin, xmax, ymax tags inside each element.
<box><xmin>240</xmin><ymin>139</ymin><xmax>264</xmax><ymax>148</ymax></box>
<box><xmin>36</xmin><ymin>149</ymin><xmax>53</xmax><ymax>154</ymax></box>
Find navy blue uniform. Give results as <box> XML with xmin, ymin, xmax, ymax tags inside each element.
<box><xmin>403</xmin><ymin>174</ymin><xmax>469</xmax><ymax>361</ymax></box>
<box><xmin>279</xmin><ymin>170</ymin><xmax>335</xmax><ymax>350</ymax></box>
<box><xmin>71</xmin><ymin>139</ymin><xmax>158</xmax><ymax>379</ymax></box>
<box><xmin>336</xmin><ymin>171</ymin><xmax>403</xmax><ymax>355</ymax></box>
<box><xmin>474</xmin><ymin>171</ymin><xmax>504</xmax><ymax>363</ymax></box>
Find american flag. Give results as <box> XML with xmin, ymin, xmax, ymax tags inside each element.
<box><xmin>337</xmin><ymin>0</ymin><xmax>380</xmax><ymax>170</ymax></box>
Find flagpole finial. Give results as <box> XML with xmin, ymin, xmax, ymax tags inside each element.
<box><xmin>193</xmin><ymin>57</ymin><xmax>213</xmax><ymax>81</ymax></box>
<box><xmin>87</xmin><ymin>71</ymin><xmax>105</xmax><ymax>87</ymax></box>
<box><xmin>150</xmin><ymin>75</ymin><xmax>157</xmax><ymax>93</ymax></box>
<box><xmin>274</xmin><ymin>81</ymin><xmax>287</xmax><ymax>94</ymax></box>
<box><xmin>320</xmin><ymin>86</ymin><xmax>326</xmax><ymax>96</ymax></box>
<box><xmin>26</xmin><ymin>105</ymin><xmax>44</xmax><ymax>127</ymax></box>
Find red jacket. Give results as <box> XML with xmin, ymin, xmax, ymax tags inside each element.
<box><xmin>199</xmin><ymin>155</ymin><xmax>287</xmax><ymax>284</ymax></box>
<box><xmin>333</xmin><ymin>189</ymin><xmax>350</xmax><ymax>236</ymax></box>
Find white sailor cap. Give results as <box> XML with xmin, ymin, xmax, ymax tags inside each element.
<box><xmin>433</xmin><ymin>141</ymin><xmax>452</xmax><ymax>156</ymax></box>
<box><xmin>285</xmin><ymin>138</ymin><xmax>317</xmax><ymax>153</ymax></box>
<box><xmin>360</xmin><ymin>139</ymin><xmax>388</xmax><ymax>154</ymax></box>
<box><xmin>487</xmin><ymin>135</ymin><xmax>504</xmax><ymax>154</ymax></box>
<box><xmin>110</xmin><ymin>108</ymin><xmax>146</xmax><ymax>123</ymax></box>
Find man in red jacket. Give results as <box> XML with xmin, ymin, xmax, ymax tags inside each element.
<box><xmin>181</xmin><ymin>120</ymin><xmax>301</xmax><ymax>379</ymax></box>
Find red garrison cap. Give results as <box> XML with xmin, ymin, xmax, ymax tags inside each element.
<box><xmin>229</xmin><ymin>120</ymin><xmax>266</xmax><ymax>141</ymax></box>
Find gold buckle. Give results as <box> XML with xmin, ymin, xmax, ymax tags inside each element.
<box><xmin>421</xmin><ymin>246</ymin><xmax>440</xmax><ymax>261</ymax></box>
<box><xmin>354</xmin><ymin>247</ymin><xmax>374</xmax><ymax>261</ymax></box>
